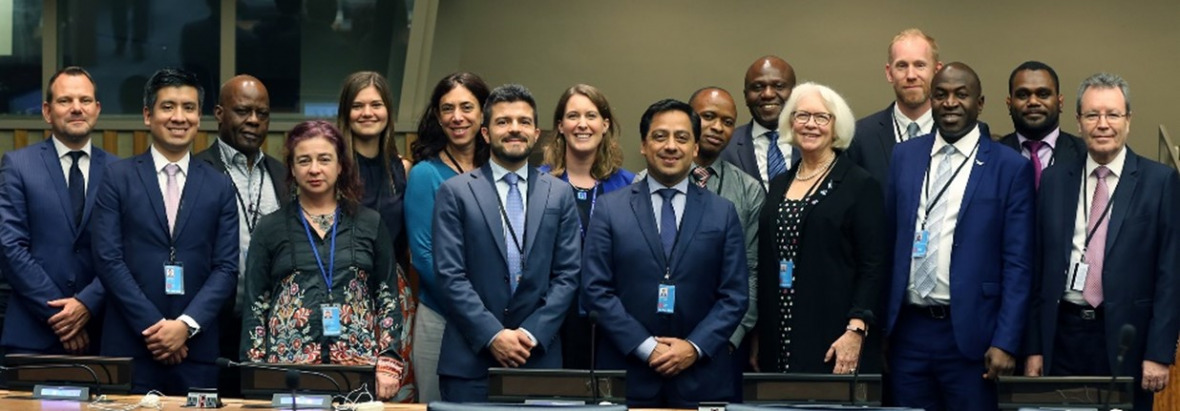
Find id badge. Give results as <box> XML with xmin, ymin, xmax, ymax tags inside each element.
<box><xmin>321</xmin><ymin>304</ymin><xmax>342</xmax><ymax>336</ymax></box>
<box><xmin>164</xmin><ymin>262</ymin><xmax>185</xmax><ymax>295</ymax></box>
<box><xmin>912</xmin><ymin>230</ymin><xmax>929</xmax><ymax>258</ymax></box>
<box><xmin>656</xmin><ymin>284</ymin><xmax>675</xmax><ymax>314</ymax></box>
<box><xmin>1068</xmin><ymin>261</ymin><xmax>1090</xmax><ymax>292</ymax></box>
<box><xmin>779</xmin><ymin>259</ymin><xmax>795</xmax><ymax>289</ymax></box>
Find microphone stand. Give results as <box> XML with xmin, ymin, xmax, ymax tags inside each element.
<box><xmin>589</xmin><ymin>311</ymin><xmax>600</xmax><ymax>404</ymax></box>
<box><xmin>287</xmin><ymin>369</ymin><xmax>300</xmax><ymax>411</ymax></box>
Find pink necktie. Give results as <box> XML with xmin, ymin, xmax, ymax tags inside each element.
<box><xmin>1083</xmin><ymin>165</ymin><xmax>1111</xmax><ymax>307</ymax></box>
<box><xmin>164</xmin><ymin>164</ymin><xmax>181</xmax><ymax>234</ymax></box>
<box><xmin>1022</xmin><ymin>140</ymin><xmax>1045</xmax><ymax>189</ymax></box>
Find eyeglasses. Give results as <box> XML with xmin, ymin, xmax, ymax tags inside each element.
<box><xmin>1080</xmin><ymin>112</ymin><xmax>1128</xmax><ymax>124</ymax></box>
<box><xmin>791</xmin><ymin>111</ymin><xmax>833</xmax><ymax>126</ymax></box>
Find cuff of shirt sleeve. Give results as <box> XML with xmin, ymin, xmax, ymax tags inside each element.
<box><xmin>687</xmin><ymin>339</ymin><xmax>702</xmax><ymax>358</ymax></box>
<box><xmin>634</xmin><ymin>337</ymin><xmax>657</xmax><ymax>361</ymax></box>
<box><xmin>518</xmin><ymin>328</ymin><xmax>537</xmax><ymax>346</ymax></box>
<box><xmin>178</xmin><ymin>315</ymin><xmax>200</xmax><ymax>337</ymax></box>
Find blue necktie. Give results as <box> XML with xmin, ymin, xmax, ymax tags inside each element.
<box><xmin>504</xmin><ymin>172</ymin><xmax>525</xmax><ymax>293</ymax></box>
<box><xmin>766</xmin><ymin>131</ymin><xmax>787</xmax><ymax>180</ymax></box>
<box><xmin>657</xmin><ymin>188</ymin><xmax>678</xmax><ymax>258</ymax></box>
<box><xmin>66</xmin><ymin>151</ymin><xmax>86</xmax><ymax>227</ymax></box>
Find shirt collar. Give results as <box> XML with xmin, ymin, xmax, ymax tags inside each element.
<box><xmin>150</xmin><ymin>145</ymin><xmax>191</xmax><ymax>175</ymax></box>
<box><xmin>932</xmin><ymin>123</ymin><xmax>982</xmax><ymax>157</ymax></box>
<box><xmin>892</xmin><ymin>103</ymin><xmax>934</xmax><ymax>133</ymax></box>
<box><xmin>1086</xmin><ymin>144</ymin><xmax>1127</xmax><ymax>178</ymax></box>
<box><xmin>489</xmin><ymin>160</ymin><xmax>528</xmax><ymax>185</ymax></box>
<box><xmin>646</xmin><ymin>173</ymin><xmax>690</xmax><ymax>194</ymax></box>
<box><xmin>1016</xmin><ymin>127</ymin><xmax>1061</xmax><ymax>149</ymax></box>
<box><xmin>751</xmin><ymin>120</ymin><xmax>777</xmax><ymax>140</ymax></box>
<box><xmin>51</xmin><ymin>135</ymin><xmax>92</xmax><ymax>159</ymax></box>
<box><xmin>216</xmin><ymin>137</ymin><xmax>264</xmax><ymax>169</ymax></box>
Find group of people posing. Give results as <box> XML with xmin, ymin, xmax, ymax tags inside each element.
<box><xmin>0</xmin><ymin>28</ymin><xmax>1176</xmax><ymax>411</ymax></box>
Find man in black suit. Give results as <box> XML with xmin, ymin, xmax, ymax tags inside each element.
<box><xmin>719</xmin><ymin>55</ymin><xmax>798</xmax><ymax>189</ymax></box>
<box><xmin>1025</xmin><ymin>72</ymin><xmax>1179</xmax><ymax>411</ymax></box>
<box><xmin>847</xmin><ymin>28</ymin><xmax>942</xmax><ymax>185</ymax></box>
<box><xmin>194</xmin><ymin>74</ymin><xmax>287</xmax><ymax>396</ymax></box>
<box><xmin>999</xmin><ymin>61</ymin><xmax>1086</xmax><ymax>190</ymax></box>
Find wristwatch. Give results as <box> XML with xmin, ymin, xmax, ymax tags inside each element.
<box><xmin>845</xmin><ymin>324</ymin><xmax>868</xmax><ymax>337</ymax></box>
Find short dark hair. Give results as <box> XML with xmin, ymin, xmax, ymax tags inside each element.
<box><xmin>143</xmin><ymin>67</ymin><xmax>204</xmax><ymax>112</ymax></box>
<box><xmin>639</xmin><ymin>99</ymin><xmax>701</xmax><ymax>141</ymax></box>
<box><xmin>46</xmin><ymin>66</ymin><xmax>98</xmax><ymax>102</ymax></box>
<box><xmin>1008</xmin><ymin>61</ymin><xmax>1060</xmax><ymax>95</ymax></box>
<box><xmin>482</xmin><ymin>84</ymin><xmax>537</xmax><ymax>127</ymax></box>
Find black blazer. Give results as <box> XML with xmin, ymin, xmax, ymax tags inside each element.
<box><xmin>997</xmin><ymin>130</ymin><xmax>1087</xmax><ymax>171</ymax></box>
<box><xmin>755</xmin><ymin>152</ymin><xmax>887</xmax><ymax>373</ymax></box>
<box><xmin>847</xmin><ymin>104</ymin><xmax>896</xmax><ymax>187</ymax></box>
<box><xmin>194</xmin><ymin>141</ymin><xmax>289</xmax><ymax>198</ymax></box>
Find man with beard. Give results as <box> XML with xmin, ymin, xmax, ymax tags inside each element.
<box><xmin>0</xmin><ymin>67</ymin><xmax>112</xmax><ymax>355</ymax></box>
<box><xmin>1000</xmin><ymin>61</ymin><xmax>1086</xmax><ymax>190</ymax></box>
<box><xmin>720</xmin><ymin>56</ymin><xmax>800</xmax><ymax>189</ymax></box>
<box><xmin>432</xmin><ymin>84</ymin><xmax>580</xmax><ymax>402</ymax></box>
<box><xmin>583</xmin><ymin>99</ymin><xmax>747</xmax><ymax>407</ymax></box>
<box><xmin>848</xmin><ymin>29</ymin><xmax>942</xmax><ymax>185</ymax></box>
<box><xmin>195</xmin><ymin>74</ymin><xmax>286</xmax><ymax>396</ymax></box>
<box><xmin>883</xmin><ymin>63</ymin><xmax>1034</xmax><ymax>411</ymax></box>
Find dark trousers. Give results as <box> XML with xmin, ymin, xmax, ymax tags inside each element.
<box><xmin>1052</xmin><ymin>303</ymin><xmax>1154</xmax><ymax>410</ymax></box>
<box><xmin>217</xmin><ymin>309</ymin><xmax>242</xmax><ymax>397</ymax></box>
<box><xmin>439</xmin><ymin>375</ymin><xmax>488</xmax><ymax>403</ymax></box>
<box><xmin>888</xmin><ymin>306</ymin><xmax>997</xmax><ymax>411</ymax></box>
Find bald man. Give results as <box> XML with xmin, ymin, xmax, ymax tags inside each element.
<box><xmin>882</xmin><ymin>63</ymin><xmax>1033</xmax><ymax>411</ymax></box>
<box><xmin>720</xmin><ymin>56</ymin><xmax>801</xmax><ymax>189</ymax></box>
<box><xmin>195</xmin><ymin>75</ymin><xmax>288</xmax><ymax>392</ymax></box>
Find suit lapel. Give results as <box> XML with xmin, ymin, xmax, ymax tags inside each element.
<box><xmin>958</xmin><ymin>133</ymin><xmax>990</xmax><ymax>215</ymax></box>
<box><xmin>902</xmin><ymin>136</ymin><xmax>935</xmax><ymax>221</ymax></box>
<box><xmin>135</xmin><ymin>153</ymin><xmax>171</xmax><ymax>235</ymax></box>
<box><xmin>172</xmin><ymin>162</ymin><xmax>208</xmax><ymax>239</ymax></box>
<box><xmin>523</xmin><ymin>168</ymin><xmax>549</xmax><ymax>257</ymax></box>
<box><xmin>669</xmin><ymin>184</ymin><xmax>705</xmax><ymax>269</ymax></box>
<box><xmin>629</xmin><ymin>180</ymin><xmax>667</xmax><ymax>268</ymax></box>
<box><xmin>473</xmin><ymin>165</ymin><xmax>509</xmax><ymax>267</ymax></box>
<box><xmin>38</xmin><ymin>140</ymin><xmax>76</xmax><ymax>233</ymax></box>
<box><xmin>1104</xmin><ymin>150</ymin><xmax>1139</xmax><ymax>252</ymax></box>
<box><xmin>876</xmin><ymin>104</ymin><xmax>898</xmax><ymax>165</ymax></box>
<box><xmin>78</xmin><ymin>149</ymin><xmax>108</xmax><ymax>238</ymax></box>
<box><xmin>737</xmin><ymin>125</ymin><xmax>760</xmax><ymax>183</ymax></box>
<box><xmin>1053</xmin><ymin>164</ymin><xmax>1083</xmax><ymax>280</ymax></box>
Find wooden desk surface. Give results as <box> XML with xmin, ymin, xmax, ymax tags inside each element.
<box><xmin>0</xmin><ymin>392</ymin><xmax>686</xmax><ymax>410</ymax></box>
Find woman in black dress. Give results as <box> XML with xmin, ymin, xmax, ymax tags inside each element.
<box><xmin>754</xmin><ymin>82</ymin><xmax>887</xmax><ymax>374</ymax></box>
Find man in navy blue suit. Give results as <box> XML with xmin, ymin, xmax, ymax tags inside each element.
<box><xmin>0</xmin><ymin>67</ymin><xmax>110</xmax><ymax>355</ymax></box>
<box><xmin>848</xmin><ymin>28</ymin><xmax>942</xmax><ymax>186</ymax></box>
<box><xmin>1025</xmin><ymin>73</ymin><xmax>1180</xmax><ymax>410</ymax></box>
<box><xmin>583</xmin><ymin>99</ymin><xmax>747</xmax><ymax>407</ymax></box>
<box><xmin>432</xmin><ymin>84</ymin><xmax>581</xmax><ymax>402</ymax></box>
<box><xmin>91</xmin><ymin>68</ymin><xmax>239</xmax><ymax>394</ymax></box>
<box><xmin>883</xmin><ymin>63</ymin><xmax>1034</xmax><ymax>411</ymax></box>
<box><xmin>720</xmin><ymin>55</ymin><xmax>799</xmax><ymax>189</ymax></box>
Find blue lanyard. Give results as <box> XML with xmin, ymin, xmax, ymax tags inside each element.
<box><xmin>298</xmin><ymin>205</ymin><xmax>338</xmax><ymax>290</ymax></box>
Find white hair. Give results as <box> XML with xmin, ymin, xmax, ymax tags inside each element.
<box><xmin>778</xmin><ymin>82</ymin><xmax>857</xmax><ymax>150</ymax></box>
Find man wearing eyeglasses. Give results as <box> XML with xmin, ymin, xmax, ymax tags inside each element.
<box><xmin>999</xmin><ymin>61</ymin><xmax>1086</xmax><ymax>190</ymax></box>
<box><xmin>1024</xmin><ymin>73</ymin><xmax>1180</xmax><ymax>410</ymax></box>
<box><xmin>883</xmin><ymin>62</ymin><xmax>1034</xmax><ymax>411</ymax></box>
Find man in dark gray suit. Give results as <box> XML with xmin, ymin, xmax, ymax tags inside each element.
<box><xmin>999</xmin><ymin>61</ymin><xmax>1086</xmax><ymax>190</ymax></box>
<box><xmin>847</xmin><ymin>28</ymin><xmax>942</xmax><ymax>185</ymax></box>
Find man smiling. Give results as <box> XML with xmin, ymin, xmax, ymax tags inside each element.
<box><xmin>720</xmin><ymin>56</ymin><xmax>800</xmax><ymax>189</ymax></box>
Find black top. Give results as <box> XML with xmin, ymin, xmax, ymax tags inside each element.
<box><xmin>756</xmin><ymin>151</ymin><xmax>887</xmax><ymax>373</ymax></box>
<box><xmin>356</xmin><ymin>154</ymin><xmax>408</xmax><ymax>260</ymax></box>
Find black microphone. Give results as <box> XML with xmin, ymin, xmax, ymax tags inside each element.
<box><xmin>1106</xmin><ymin>324</ymin><xmax>1135</xmax><ymax>411</ymax></box>
<box><xmin>0</xmin><ymin>363</ymin><xmax>103</xmax><ymax>398</ymax></box>
<box><xmin>588</xmin><ymin>311</ymin><xmax>600</xmax><ymax>404</ymax></box>
<box><xmin>216</xmin><ymin>357</ymin><xmax>344</xmax><ymax>395</ymax></box>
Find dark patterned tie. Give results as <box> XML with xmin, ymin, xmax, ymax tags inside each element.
<box><xmin>658</xmin><ymin>188</ymin><xmax>678</xmax><ymax>258</ymax></box>
<box><xmin>67</xmin><ymin>151</ymin><xmax>86</xmax><ymax>227</ymax></box>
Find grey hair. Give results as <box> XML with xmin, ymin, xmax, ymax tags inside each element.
<box><xmin>1076</xmin><ymin>72</ymin><xmax>1131</xmax><ymax>114</ymax></box>
<box><xmin>778</xmin><ymin>82</ymin><xmax>857</xmax><ymax>150</ymax></box>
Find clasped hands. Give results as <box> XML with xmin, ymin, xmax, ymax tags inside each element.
<box><xmin>47</xmin><ymin>297</ymin><xmax>90</xmax><ymax>354</ymax></box>
<box><xmin>490</xmin><ymin>329</ymin><xmax>535</xmax><ymax>368</ymax></box>
<box><xmin>143</xmin><ymin>319</ymin><xmax>190</xmax><ymax>365</ymax></box>
<box><xmin>648</xmin><ymin>337</ymin><xmax>698</xmax><ymax>377</ymax></box>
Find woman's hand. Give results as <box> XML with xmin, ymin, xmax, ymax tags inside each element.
<box><xmin>375</xmin><ymin>356</ymin><xmax>404</xmax><ymax>400</ymax></box>
<box><xmin>824</xmin><ymin>330</ymin><xmax>863</xmax><ymax>374</ymax></box>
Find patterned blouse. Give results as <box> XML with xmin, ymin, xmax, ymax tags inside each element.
<box><xmin>241</xmin><ymin>202</ymin><xmax>407</xmax><ymax>374</ymax></box>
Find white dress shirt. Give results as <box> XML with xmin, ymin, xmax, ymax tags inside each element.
<box><xmin>751</xmin><ymin>121</ymin><xmax>793</xmax><ymax>185</ymax></box>
<box><xmin>1062</xmin><ymin>148</ymin><xmax>1126</xmax><ymax>305</ymax></box>
<box><xmin>52</xmin><ymin>137</ymin><xmax>92</xmax><ymax>190</ymax></box>
<box><xmin>907</xmin><ymin>125</ymin><xmax>982</xmax><ymax>305</ymax></box>
<box><xmin>892</xmin><ymin>104</ymin><xmax>934</xmax><ymax>143</ymax></box>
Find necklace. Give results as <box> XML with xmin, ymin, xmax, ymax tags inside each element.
<box><xmin>443</xmin><ymin>147</ymin><xmax>466</xmax><ymax>174</ymax></box>
<box><xmin>795</xmin><ymin>153</ymin><xmax>836</xmax><ymax>181</ymax></box>
<box><xmin>303</xmin><ymin>208</ymin><xmax>336</xmax><ymax>232</ymax></box>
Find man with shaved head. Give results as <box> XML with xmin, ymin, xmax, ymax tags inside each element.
<box><xmin>882</xmin><ymin>63</ymin><xmax>1034</xmax><ymax>410</ymax></box>
<box><xmin>195</xmin><ymin>75</ymin><xmax>287</xmax><ymax>393</ymax></box>
<box><xmin>720</xmin><ymin>56</ymin><xmax>800</xmax><ymax>189</ymax></box>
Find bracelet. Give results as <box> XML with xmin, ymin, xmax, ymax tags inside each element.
<box><xmin>845</xmin><ymin>325</ymin><xmax>868</xmax><ymax>337</ymax></box>
<box><xmin>376</xmin><ymin>356</ymin><xmax>404</xmax><ymax>379</ymax></box>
